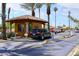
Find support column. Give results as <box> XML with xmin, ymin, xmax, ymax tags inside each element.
<box><xmin>10</xmin><ymin>22</ymin><xmax>12</xmax><ymax>32</ymax></box>
<box><xmin>44</xmin><ymin>23</ymin><xmax>45</xmax><ymax>29</ymax></box>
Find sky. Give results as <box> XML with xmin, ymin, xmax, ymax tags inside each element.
<box><xmin>0</xmin><ymin>3</ymin><xmax>79</xmax><ymax>27</ymax></box>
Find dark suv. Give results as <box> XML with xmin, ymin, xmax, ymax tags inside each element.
<box><xmin>29</xmin><ymin>29</ymin><xmax>51</xmax><ymax>40</ymax></box>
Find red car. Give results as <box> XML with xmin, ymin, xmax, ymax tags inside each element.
<box><xmin>50</xmin><ymin>28</ymin><xmax>55</xmax><ymax>32</ymax></box>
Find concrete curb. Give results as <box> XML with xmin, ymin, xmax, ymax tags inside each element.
<box><xmin>67</xmin><ymin>44</ymin><xmax>79</xmax><ymax>56</ymax></box>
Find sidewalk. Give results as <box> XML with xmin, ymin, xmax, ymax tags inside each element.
<box><xmin>67</xmin><ymin>44</ymin><xmax>79</xmax><ymax>56</ymax></box>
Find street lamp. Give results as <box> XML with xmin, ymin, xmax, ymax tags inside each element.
<box><xmin>68</xmin><ymin>11</ymin><xmax>71</xmax><ymax>36</ymax></box>
<box><xmin>54</xmin><ymin>7</ymin><xmax>58</xmax><ymax>34</ymax></box>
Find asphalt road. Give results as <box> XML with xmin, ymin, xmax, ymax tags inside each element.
<box><xmin>0</xmin><ymin>31</ymin><xmax>79</xmax><ymax>56</ymax></box>
<box><xmin>10</xmin><ymin>31</ymin><xmax>79</xmax><ymax>56</ymax></box>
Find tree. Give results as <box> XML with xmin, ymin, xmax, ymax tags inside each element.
<box><xmin>63</xmin><ymin>24</ymin><xmax>66</xmax><ymax>27</ymax></box>
<box><xmin>47</xmin><ymin>3</ymin><xmax>51</xmax><ymax>32</ymax></box>
<box><xmin>54</xmin><ymin>7</ymin><xmax>58</xmax><ymax>34</ymax></box>
<box><xmin>21</xmin><ymin>3</ymin><xmax>36</xmax><ymax>34</ymax></box>
<box><xmin>8</xmin><ymin>7</ymin><xmax>11</xmax><ymax>19</ymax></box>
<box><xmin>69</xmin><ymin>16</ymin><xmax>79</xmax><ymax>23</ymax></box>
<box><xmin>35</xmin><ymin>3</ymin><xmax>43</xmax><ymax>18</ymax></box>
<box><xmin>2</xmin><ymin>3</ymin><xmax>7</xmax><ymax>40</ymax></box>
<box><xmin>69</xmin><ymin>16</ymin><xmax>79</xmax><ymax>30</ymax></box>
<box><xmin>7</xmin><ymin>7</ymin><xmax>12</xmax><ymax>32</ymax></box>
<box><xmin>21</xmin><ymin>3</ymin><xmax>35</xmax><ymax>16</ymax></box>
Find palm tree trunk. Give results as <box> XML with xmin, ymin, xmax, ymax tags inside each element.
<box><xmin>28</xmin><ymin>4</ymin><xmax>35</xmax><ymax>36</ymax></box>
<box><xmin>8</xmin><ymin>8</ymin><xmax>11</xmax><ymax>32</ymax></box>
<box><xmin>2</xmin><ymin>3</ymin><xmax>7</xmax><ymax>40</ymax></box>
<box><xmin>32</xmin><ymin>3</ymin><xmax>35</xmax><ymax>16</ymax></box>
<box><xmin>55</xmin><ymin>11</ymin><xmax>56</xmax><ymax>34</ymax></box>
<box><xmin>68</xmin><ymin>11</ymin><xmax>71</xmax><ymax>36</ymax></box>
<box><xmin>69</xmin><ymin>16</ymin><xmax>71</xmax><ymax>36</ymax></box>
<box><xmin>39</xmin><ymin>8</ymin><xmax>40</xmax><ymax>18</ymax></box>
<box><xmin>32</xmin><ymin>9</ymin><xmax>35</xmax><ymax>16</ymax></box>
<box><xmin>48</xmin><ymin>14</ymin><xmax>50</xmax><ymax>32</ymax></box>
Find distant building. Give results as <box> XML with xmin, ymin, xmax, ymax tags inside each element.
<box><xmin>6</xmin><ymin>15</ymin><xmax>48</xmax><ymax>36</ymax></box>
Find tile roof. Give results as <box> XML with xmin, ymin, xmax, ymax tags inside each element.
<box><xmin>6</xmin><ymin>15</ymin><xmax>48</xmax><ymax>23</ymax></box>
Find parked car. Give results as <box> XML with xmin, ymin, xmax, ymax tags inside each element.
<box><xmin>55</xmin><ymin>28</ymin><xmax>61</xmax><ymax>34</ymax></box>
<box><xmin>61</xmin><ymin>28</ymin><xmax>65</xmax><ymax>32</ymax></box>
<box><xmin>50</xmin><ymin>28</ymin><xmax>55</xmax><ymax>32</ymax></box>
<box><xmin>75</xmin><ymin>29</ymin><xmax>79</xmax><ymax>33</ymax></box>
<box><xmin>54</xmin><ymin>28</ymin><xmax>65</xmax><ymax>34</ymax></box>
<box><xmin>29</xmin><ymin>29</ymin><xmax>51</xmax><ymax>40</ymax></box>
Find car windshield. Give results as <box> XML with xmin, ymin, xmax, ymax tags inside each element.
<box><xmin>41</xmin><ymin>29</ymin><xmax>48</xmax><ymax>32</ymax></box>
<box><xmin>32</xmin><ymin>29</ymin><xmax>41</xmax><ymax>33</ymax></box>
<box><xmin>32</xmin><ymin>29</ymin><xmax>48</xmax><ymax>33</ymax></box>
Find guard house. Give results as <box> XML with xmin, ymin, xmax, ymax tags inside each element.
<box><xmin>6</xmin><ymin>15</ymin><xmax>48</xmax><ymax>36</ymax></box>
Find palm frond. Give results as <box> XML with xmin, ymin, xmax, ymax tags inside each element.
<box><xmin>20</xmin><ymin>3</ymin><xmax>36</xmax><ymax>10</ymax></box>
<box><xmin>69</xmin><ymin>16</ymin><xmax>79</xmax><ymax>23</ymax></box>
<box><xmin>35</xmin><ymin>3</ymin><xmax>43</xmax><ymax>8</ymax></box>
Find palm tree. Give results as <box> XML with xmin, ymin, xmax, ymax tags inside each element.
<box><xmin>7</xmin><ymin>7</ymin><xmax>12</xmax><ymax>32</ymax></box>
<box><xmin>35</xmin><ymin>3</ymin><xmax>43</xmax><ymax>18</ymax></box>
<box><xmin>69</xmin><ymin>15</ymin><xmax>79</xmax><ymax>30</ymax></box>
<box><xmin>2</xmin><ymin>3</ymin><xmax>7</xmax><ymax>40</ymax></box>
<box><xmin>31</xmin><ymin>3</ymin><xmax>35</xmax><ymax>16</ymax></box>
<box><xmin>8</xmin><ymin>8</ymin><xmax>11</xmax><ymax>19</ymax></box>
<box><xmin>47</xmin><ymin>3</ymin><xmax>51</xmax><ymax>32</ymax></box>
<box><xmin>21</xmin><ymin>3</ymin><xmax>36</xmax><ymax>35</ymax></box>
<box><xmin>68</xmin><ymin>11</ymin><xmax>76</xmax><ymax>36</ymax></box>
<box><xmin>54</xmin><ymin>7</ymin><xmax>58</xmax><ymax>34</ymax></box>
<box><xmin>69</xmin><ymin>16</ymin><xmax>79</xmax><ymax>23</ymax></box>
<box><xmin>21</xmin><ymin>3</ymin><xmax>35</xmax><ymax>16</ymax></box>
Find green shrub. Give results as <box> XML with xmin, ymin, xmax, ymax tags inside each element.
<box><xmin>0</xmin><ymin>32</ymin><xmax>2</xmax><ymax>39</ymax></box>
<box><xmin>6</xmin><ymin>32</ymin><xmax>15</xmax><ymax>38</ymax></box>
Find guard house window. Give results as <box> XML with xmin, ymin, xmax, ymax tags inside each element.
<box><xmin>18</xmin><ymin>24</ymin><xmax>24</xmax><ymax>32</ymax></box>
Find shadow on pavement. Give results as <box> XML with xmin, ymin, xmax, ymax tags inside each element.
<box><xmin>0</xmin><ymin>47</ymin><xmax>46</xmax><ymax>56</ymax></box>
